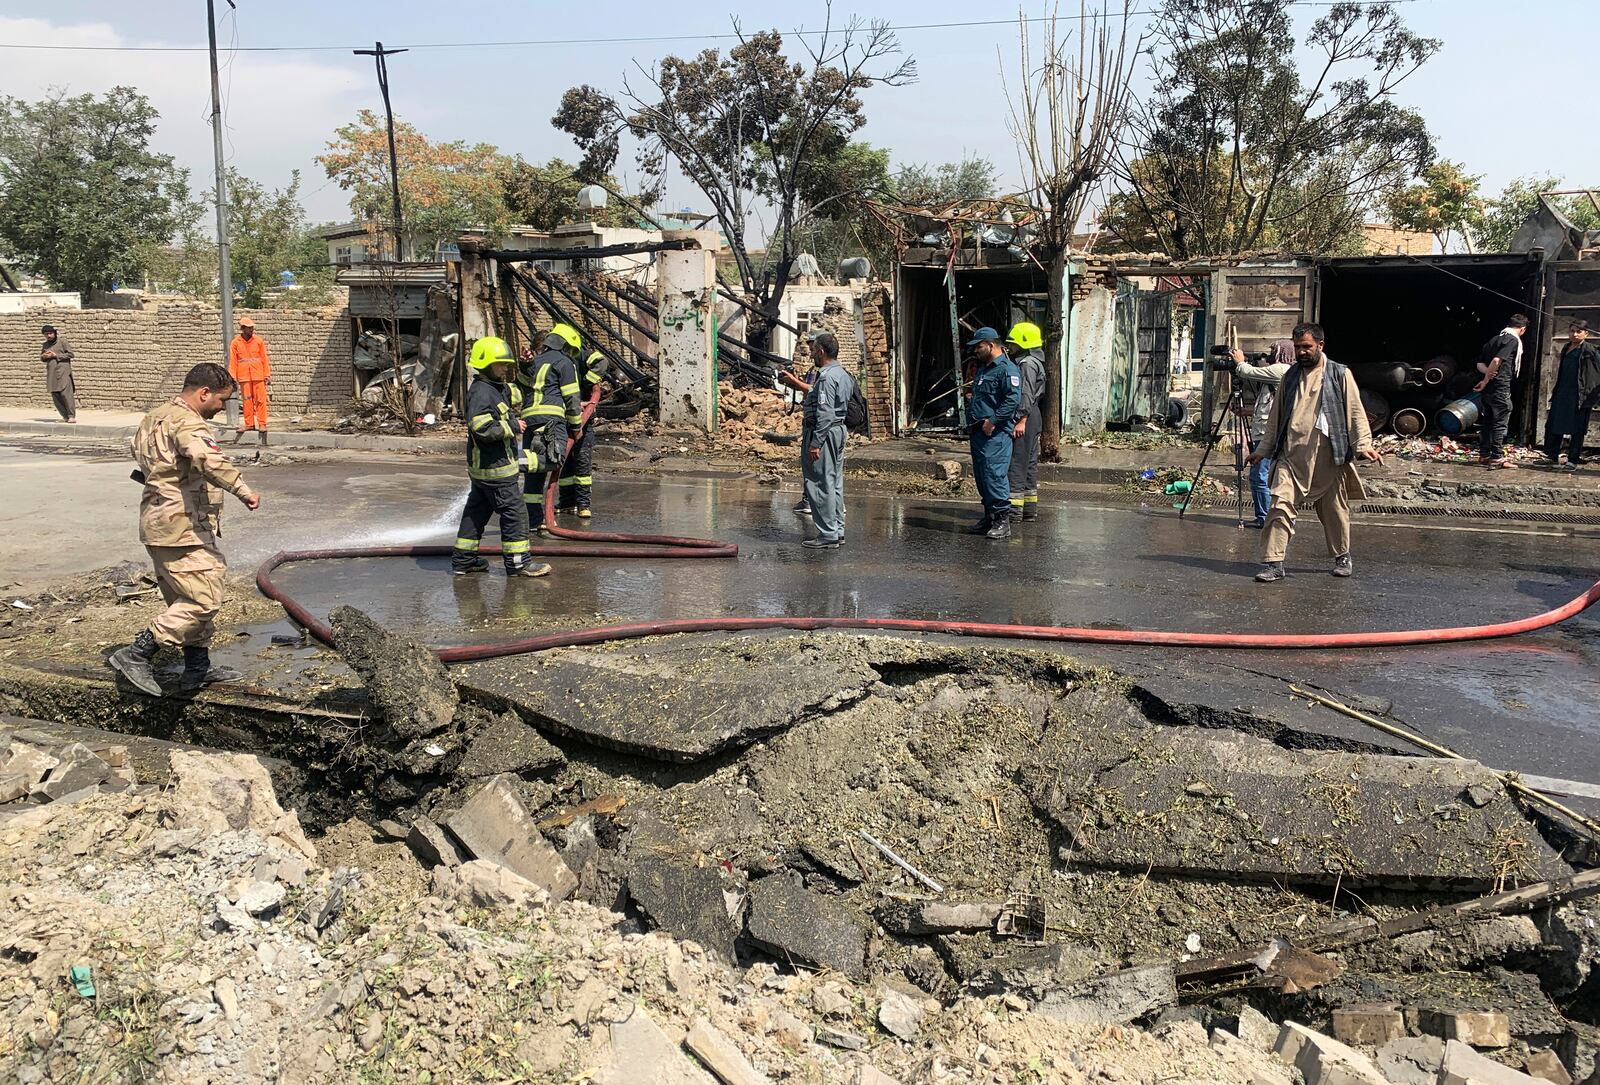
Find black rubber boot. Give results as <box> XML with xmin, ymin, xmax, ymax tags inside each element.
<box><xmin>181</xmin><ymin>646</ymin><xmax>244</xmax><ymax>691</ymax></box>
<box><xmin>1021</xmin><ymin>503</ymin><xmax>1039</xmax><ymax>522</ymax></box>
<box><xmin>452</xmin><ymin>556</ymin><xmax>490</xmax><ymax>576</ymax></box>
<box><xmin>109</xmin><ymin>630</ymin><xmax>163</xmax><ymax>696</ymax></box>
<box><xmin>1008</xmin><ymin>506</ymin><xmax>1024</xmax><ymax>522</ymax></box>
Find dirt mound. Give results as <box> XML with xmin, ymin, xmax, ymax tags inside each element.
<box><xmin>0</xmin><ymin>751</ymin><xmax>1306</xmax><ymax>1085</ymax></box>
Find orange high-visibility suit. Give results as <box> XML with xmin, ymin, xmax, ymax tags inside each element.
<box><xmin>228</xmin><ymin>333</ymin><xmax>272</xmax><ymax>431</ymax></box>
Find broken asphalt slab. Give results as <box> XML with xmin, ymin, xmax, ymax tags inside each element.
<box><xmin>454</xmin><ymin>709</ymin><xmax>565</xmax><ymax>778</ymax></box>
<box><xmin>330</xmin><ymin>605</ymin><xmax>458</xmax><ymax>738</ymax></box>
<box><xmin>624</xmin><ymin>854</ymin><xmax>742</xmax><ymax>961</ymax></box>
<box><xmin>1027</xmin><ymin>687</ymin><xmax>1571</xmax><ymax>891</ymax></box>
<box><xmin>745</xmin><ymin>872</ymin><xmax>868</xmax><ymax>980</ymax></box>
<box><xmin>453</xmin><ymin>635</ymin><xmax>880</xmax><ymax>762</ymax></box>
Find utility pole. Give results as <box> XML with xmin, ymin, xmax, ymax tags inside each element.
<box><xmin>354</xmin><ymin>41</ymin><xmax>408</xmax><ymax>261</ymax></box>
<box><xmin>207</xmin><ymin>0</ymin><xmax>238</xmax><ymax>426</ymax></box>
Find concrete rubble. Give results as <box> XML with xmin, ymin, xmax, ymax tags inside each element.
<box><xmin>0</xmin><ymin>729</ymin><xmax>136</xmax><ymax>808</ymax></box>
<box><xmin>3</xmin><ymin>614</ymin><xmax>1597</xmax><ymax>1083</ymax></box>
<box><xmin>0</xmin><ymin>748</ymin><xmax>1338</xmax><ymax>1083</ymax></box>
<box><xmin>444</xmin><ymin>774</ymin><xmax>578</xmax><ymax>901</ymax></box>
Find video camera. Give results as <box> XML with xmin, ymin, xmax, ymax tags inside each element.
<box><xmin>1208</xmin><ymin>344</ymin><xmax>1272</xmax><ymax>371</ymax></box>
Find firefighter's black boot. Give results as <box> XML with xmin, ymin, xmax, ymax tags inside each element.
<box><xmin>180</xmin><ymin>646</ymin><xmax>244</xmax><ymax>691</ymax></box>
<box><xmin>109</xmin><ymin>629</ymin><xmax>163</xmax><ymax>697</ymax></box>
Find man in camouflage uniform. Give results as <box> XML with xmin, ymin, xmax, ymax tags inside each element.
<box><xmin>109</xmin><ymin>363</ymin><xmax>261</xmax><ymax>696</ymax></box>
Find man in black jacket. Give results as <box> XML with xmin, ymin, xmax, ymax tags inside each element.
<box><xmin>1543</xmin><ymin>319</ymin><xmax>1600</xmax><ymax>468</ymax></box>
<box><xmin>1473</xmin><ymin>314</ymin><xmax>1528</xmax><ymax>468</ymax></box>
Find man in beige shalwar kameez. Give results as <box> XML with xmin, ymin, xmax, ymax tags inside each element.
<box><xmin>1247</xmin><ymin>323</ymin><xmax>1383</xmax><ymax>583</ymax></box>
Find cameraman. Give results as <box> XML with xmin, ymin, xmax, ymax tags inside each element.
<box><xmin>1222</xmin><ymin>340</ymin><xmax>1294</xmax><ymax>528</ymax></box>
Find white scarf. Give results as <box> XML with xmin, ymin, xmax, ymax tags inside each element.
<box><xmin>1500</xmin><ymin>328</ymin><xmax>1524</xmax><ymax>378</ymax></box>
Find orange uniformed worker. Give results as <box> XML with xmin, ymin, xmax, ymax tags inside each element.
<box><xmin>108</xmin><ymin>363</ymin><xmax>261</xmax><ymax>697</ymax></box>
<box><xmin>228</xmin><ymin>315</ymin><xmax>272</xmax><ymax>442</ymax></box>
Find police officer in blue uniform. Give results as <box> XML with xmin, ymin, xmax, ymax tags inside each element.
<box><xmin>964</xmin><ymin>327</ymin><xmax>1022</xmax><ymax>539</ymax></box>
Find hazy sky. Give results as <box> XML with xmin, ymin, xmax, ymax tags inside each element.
<box><xmin>1</xmin><ymin>0</ymin><xmax>1595</xmax><ymax>229</ymax></box>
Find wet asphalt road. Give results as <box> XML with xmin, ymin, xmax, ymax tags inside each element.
<box><xmin>256</xmin><ymin>465</ymin><xmax>1600</xmax><ymax>789</ymax></box>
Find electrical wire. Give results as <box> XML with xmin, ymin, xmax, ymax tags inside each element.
<box><xmin>0</xmin><ymin>3</ymin><xmax>1417</xmax><ymax>54</ymax></box>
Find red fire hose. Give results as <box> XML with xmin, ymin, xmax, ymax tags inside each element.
<box><xmin>254</xmin><ymin>393</ymin><xmax>1600</xmax><ymax>663</ymax></box>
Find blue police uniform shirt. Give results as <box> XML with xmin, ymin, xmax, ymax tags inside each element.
<box><xmin>970</xmin><ymin>355</ymin><xmax>1023</xmax><ymax>429</ymax></box>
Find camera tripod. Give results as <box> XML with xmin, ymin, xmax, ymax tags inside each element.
<box><xmin>1177</xmin><ymin>384</ymin><xmax>1252</xmax><ymax>526</ymax></box>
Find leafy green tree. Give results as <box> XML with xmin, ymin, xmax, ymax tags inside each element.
<box><xmin>893</xmin><ymin>155</ymin><xmax>998</xmax><ymax>207</ymax></box>
<box><xmin>554</xmin><ymin>18</ymin><xmax>915</xmax><ymax>346</ymax></box>
<box><xmin>496</xmin><ymin>156</ymin><xmax>632</xmax><ymax>231</ymax></box>
<box><xmin>223</xmin><ymin>169</ymin><xmax>332</xmax><ymax>305</ymax></box>
<box><xmin>774</xmin><ymin>138</ymin><xmax>894</xmax><ymax>273</ymax></box>
<box><xmin>1111</xmin><ymin>0</ymin><xmax>1437</xmax><ymax>257</ymax></box>
<box><xmin>1475</xmin><ymin>175</ymin><xmax>1600</xmax><ymax>253</ymax></box>
<box><xmin>1387</xmin><ymin>159</ymin><xmax>1485</xmax><ymax>252</ymax></box>
<box><xmin>317</xmin><ymin>110</ymin><xmax>509</xmax><ymax>259</ymax></box>
<box><xmin>160</xmin><ymin>169</ymin><xmax>335</xmax><ymax>307</ymax></box>
<box><xmin>0</xmin><ymin>86</ymin><xmax>191</xmax><ymax>294</ymax></box>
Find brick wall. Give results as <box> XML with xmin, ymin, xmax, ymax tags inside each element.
<box><xmin>860</xmin><ymin>285</ymin><xmax>894</xmax><ymax>436</ymax></box>
<box><xmin>0</xmin><ymin>303</ymin><xmax>354</xmax><ymax>420</ymax></box>
<box><xmin>807</xmin><ymin>289</ymin><xmax>895</xmax><ymax>439</ymax></box>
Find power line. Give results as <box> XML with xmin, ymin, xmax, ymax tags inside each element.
<box><xmin>0</xmin><ymin>3</ymin><xmax>1416</xmax><ymax>54</ymax></box>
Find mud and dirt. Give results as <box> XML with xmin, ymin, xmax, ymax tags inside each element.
<box><xmin>3</xmin><ymin>561</ymin><xmax>1598</xmax><ymax>1084</ymax></box>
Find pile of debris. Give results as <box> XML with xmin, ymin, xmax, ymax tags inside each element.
<box><xmin>718</xmin><ymin>381</ymin><xmax>804</xmax><ymax>447</ymax></box>
<box><xmin>1</xmin><ymin>728</ymin><xmax>137</xmax><ymax>805</ymax></box>
<box><xmin>340</xmin><ymin>618</ymin><xmax>1598</xmax><ymax>1081</ymax></box>
<box><xmin>1377</xmin><ymin>434</ymin><xmax>1549</xmax><ymax>466</ymax></box>
<box><xmin>1124</xmin><ymin>464</ymin><xmax>1236</xmax><ymax>501</ymax></box>
<box><xmin>2</xmin><ymin>741</ymin><xmax>1319</xmax><ymax>1085</ymax></box>
<box><xmin>4</xmin><ymin>608</ymin><xmax>1597</xmax><ymax>1083</ymax></box>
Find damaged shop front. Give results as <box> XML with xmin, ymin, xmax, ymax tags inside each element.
<box><xmin>890</xmin><ymin>198</ymin><xmax>1600</xmax><ymax>445</ymax></box>
<box><xmin>892</xmin><ymin>239</ymin><xmax>1183</xmax><ymax>437</ymax></box>
<box><xmin>339</xmin><ymin>262</ymin><xmax>463</xmax><ymax>421</ymax></box>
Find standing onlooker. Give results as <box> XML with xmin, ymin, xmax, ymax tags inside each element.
<box><xmin>1247</xmin><ymin>323</ymin><xmax>1382</xmax><ymax>582</ymax></box>
<box><xmin>40</xmin><ymin>324</ymin><xmax>76</xmax><ymax>423</ymax></box>
<box><xmin>964</xmin><ymin>327</ymin><xmax>1022</xmax><ymax>540</ymax></box>
<box><xmin>778</xmin><ymin>344</ymin><xmax>823</xmax><ymax>516</ymax></box>
<box><xmin>1542</xmin><ymin>320</ymin><xmax>1600</xmax><ymax>469</ymax></box>
<box><xmin>1230</xmin><ymin>340</ymin><xmax>1295</xmax><ymax>528</ymax></box>
<box><xmin>1473</xmin><ymin>314</ymin><xmax>1528</xmax><ymax>469</ymax></box>
<box><xmin>800</xmin><ymin>331</ymin><xmax>852</xmax><ymax>549</ymax></box>
<box><xmin>228</xmin><ymin>316</ymin><xmax>272</xmax><ymax>444</ymax></box>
